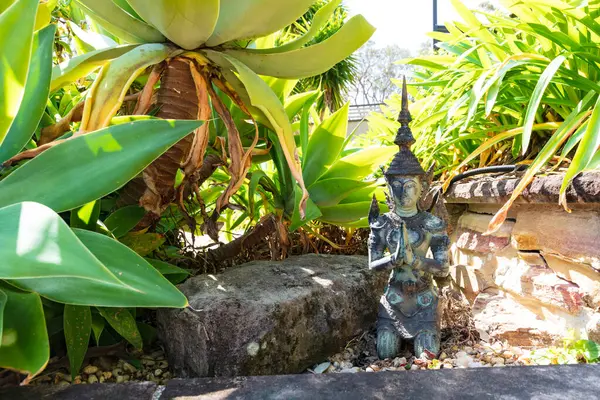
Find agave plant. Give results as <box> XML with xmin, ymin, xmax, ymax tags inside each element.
<box><xmin>371</xmin><ymin>0</ymin><xmax>600</xmax><ymax>233</ymax></box>
<box><xmin>14</xmin><ymin>0</ymin><xmax>374</xmax><ymax>230</ymax></box>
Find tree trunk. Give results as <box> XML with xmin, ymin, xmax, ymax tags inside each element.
<box><xmin>118</xmin><ymin>58</ymin><xmax>201</xmax><ymax>219</ymax></box>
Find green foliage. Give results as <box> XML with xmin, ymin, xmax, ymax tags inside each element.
<box><xmin>531</xmin><ymin>338</ymin><xmax>600</xmax><ymax>365</ymax></box>
<box><xmin>367</xmin><ymin>0</ymin><xmax>600</xmax><ymax>231</ymax></box>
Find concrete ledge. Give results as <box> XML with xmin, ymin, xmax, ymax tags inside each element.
<box><xmin>444</xmin><ymin>171</ymin><xmax>600</xmax><ymax>204</ymax></box>
<box><xmin>3</xmin><ymin>364</ymin><xmax>600</xmax><ymax>400</ymax></box>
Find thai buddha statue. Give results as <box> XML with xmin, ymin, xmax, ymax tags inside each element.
<box><xmin>368</xmin><ymin>78</ymin><xmax>450</xmax><ymax>360</ymax></box>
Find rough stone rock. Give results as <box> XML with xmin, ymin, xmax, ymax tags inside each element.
<box><xmin>586</xmin><ymin>313</ymin><xmax>600</xmax><ymax>343</ymax></box>
<box><xmin>472</xmin><ymin>289</ymin><xmax>590</xmax><ymax>346</ymax></box>
<box><xmin>157</xmin><ymin>254</ymin><xmax>386</xmax><ymax>378</ymax></box>
<box><xmin>543</xmin><ymin>252</ymin><xmax>600</xmax><ymax>307</ymax></box>
<box><xmin>453</xmin><ymin>212</ymin><xmax>514</xmax><ymax>254</ymax></box>
<box><xmin>511</xmin><ymin>208</ymin><xmax>600</xmax><ymax>270</ymax></box>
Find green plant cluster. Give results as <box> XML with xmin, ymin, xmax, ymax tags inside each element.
<box><xmin>367</xmin><ymin>0</ymin><xmax>600</xmax><ymax>232</ymax></box>
<box><xmin>531</xmin><ymin>338</ymin><xmax>600</xmax><ymax>365</ymax></box>
<box><xmin>0</xmin><ymin>0</ymin><xmax>378</xmax><ymax>382</ymax></box>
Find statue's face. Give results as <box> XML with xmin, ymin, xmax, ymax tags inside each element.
<box><xmin>388</xmin><ymin>176</ymin><xmax>422</xmax><ymax>209</ymax></box>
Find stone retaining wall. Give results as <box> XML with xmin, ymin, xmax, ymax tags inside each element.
<box><xmin>444</xmin><ymin>172</ymin><xmax>600</xmax><ymax>346</ymax></box>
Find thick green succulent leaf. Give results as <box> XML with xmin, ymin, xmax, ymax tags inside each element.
<box><xmin>68</xmin><ymin>20</ymin><xmax>117</xmax><ymax>51</ymax></box>
<box><xmin>222</xmin><ymin>15</ymin><xmax>375</xmax><ymax>79</ymax></box>
<box><xmin>252</xmin><ymin>0</ymin><xmax>342</xmax><ymax>54</ymax></box>
<box><xmin>63</xmin><ymin>305</ymin><xmax>91</xmax><ymax>379</ymax></box>
<box><xmin>308</xmin><ymin>178</ymin><xmax>374</xmax><ymax>207</ymax></box>
<box><xmin>320</xmin><ymin>146</ymin><xmax>397</xmax><ymax>181</ymax></box>
<box><xmin>51</xmin><ymin>45</ymin><xmax>138</xmax><ymax>92</ymax></box>
<box><xmin>82</xmin><ymin>43</ymin><xmax>174</xmax><ymax>131</ymax></box>
<box><xmin>0</xmin><ymin>119</ymin><xmax>202</xmax><ymax>212</ymax></box>
<box><xmin>0</xmin><ymin>24</ymin><xmax>55</xmax><ymax>163</ymax></box>
<box><xmin>0</xmin><ymin>285</ymin><xmax>48</xmax><ymax>380</ymax></box>
<box><xmin>104</xmin><ymin>205</ymin><xmax>146</xmax><ymax>238</ymax></box>
<box><xmin>126</xmin><ymin>0</ymin><xmax>219</xmax><ymax>50</ymax></box>
<box><xmin>119</xmin><ymin>232</ymin><xmax>165</xmax><ymax>257</ymax></box>
<box><xmin>97</xmin><ymin>307</ymin><xmax>142</xmax><ymax>349</ymax></box>
<box><xmin>0</xmin><ymin>0</ymin><xmax>38</xmax><ymax>147</ymax></box>
<box><xmin>206</xmin><ymin>0</ymin><xmax>315</xmax><ymax>47</ymax></box>
<box><xmin>74</xmin><ymin>229</ymin><xmax>188</xmax><ymax>308</ymax></box>
<box><xmin>302</xmin><ymin>103</ymin><xmax>349</xmax><ymax>187</ymax></box>
<box><xmin>75</xmin><ymin>0</ymin><xmax>164</xmax><ymax>44</ymax></box>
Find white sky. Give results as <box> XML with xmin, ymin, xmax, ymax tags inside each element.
<box><xmin>345</xmin><ymin>0</ymin><xmax>500</xmax><ymax>54</ymax></box>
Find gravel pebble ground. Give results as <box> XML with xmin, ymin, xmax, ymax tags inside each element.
<box><xmin>29</xmin><ymin>347</ymin><xmax>173</xmax><ymax>386</ymax></box>
<box><xmin>308</xmin><ymin>330</ymin><xmax>549</xmax><ymax>374</ymax></box>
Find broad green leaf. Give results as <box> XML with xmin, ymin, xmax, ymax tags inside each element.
<box><xmin>318</xmin><ymin>202</ymin><xmax>372</xmax><ymax>224</ymax></box>
<box><xmin>308</xmin><ymin>178</ymin><xmax>374</xmax><ymax>207</ymax></box>
<box><xmin>0</xmin><ymin>119</ymin><xmax>202</xmax><ymax>212</ymax></box>
<box><xmin>285</xmin><ymin>90</ymin><xmax>319</xmax><ymax>120</ymax></box>
<box><xmin>70</xmin><ymin>200</ymin><xmax>101</xmax><ymax>231</ymax></box>
<box><xmin>560</xmin><ymin>95</ymin><xmax>600</xmax><ymax>206</ymax></box>
<box><xmin>119</xmin><ymin>232</ymin><xmax>165</xmax><ymax>257</ymax></box>
<box><xmin>223</xmin><ymin>15</ymin><xmax>375</xmax><ymax>79</ymax></box>
<box><xmin>63</xmin><ymin>305</ymin><xmax>91</xmax><ymax>379</ymax></box>
<box><xmin>68</xmin><ymin>20</ymin><xmax>117</xmax><ymax>51</ymax></box>
<box><xmin>320</xmin><ymin>147</ymin><xmax>397</xmax><ymax>182</ymax></box>
<box><xmin>104</xmin><ymin>205</ymin><xmax>146</xmax><ymax>238</ymax></box>
<box><xmin>0</xmin><ymin>202</ymin><xmax>187</xmax><ymax>307</ymax></box>
<box><xmin>0</xmin><ymin>0</ymin><xmax>38</xmax><ymax>147</ymax></box>
<box><xmin>145</xmin><ymin>258</ymin><xmax>190</xmax><ymax>285</ymax></box>
<box><xmin>0</xmin><ymin>24</ymin><xmax>55</xmax><ymax>163</ymax></box>
<box><xmin>75</xmin><ymin>0</ymin><xmax>165</xmax><ymax>44</ymax></box>
<box><xmin>126</xmin><ymin>0</ymin><xmax>219</xmax><ymax>50</ymax></box>
<box><xmin>290</xmin><ymin>187</ymin><xmax>322</xmax><ymax>231</ymax></box>
<box><xmin>206</xmin><ymin>0</ymin><xmax>315</xmax><ymax>46</ymax></box>
<box><xmin>34</xmin><ymin>0</ymin><xmax>57</xmax><ymax>30</ymax></box>
<box><xmin>51</xmin><ymin>45</ymin><xmax>138</xmax><ymax>92</ymax></box>
<box><xmin>0</xmin><ymin>285</ymin><xmax>48</xmax><ymax>380</ymax></box>
<box><xmin>82</xmin><ymin>43</ymin><xmax>174</xmax><ymax>131</ymax></box>
<box><xmin>97</xmin><ymin>307</ymin><xmax>142</xmax><ymax>349</ymax></box>
<box><xmin>251</xmin><ymin>0</ymin><xmax>342</xmax><ymax>54</ymax></box>
<box><xmin>91</xmin><ymin>313</ymin><xmax>105</xmax><ymax>346</ymax></box>
<box><xmin>522</xmin><ymin>55</ymin><xmax>566</xmax><ymax>154</ymax></box>
<box><xmin>303</xmin><ymin>103</ymin><xmax>350</xmax><ymax>187</ymax></box>
<box><xmin>74</xmin><ymin>229</ymin><xmax>188</xmax><ymax>308</ymax></box>
<box><xmin>137</xmin><ymin>321</ymin><xmax>157</xmax><ymax>347</ymax></box>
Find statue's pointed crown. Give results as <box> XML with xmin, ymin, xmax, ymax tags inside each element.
<box><xmin>384</xmin><ymin>76</ymin><xmax>425</xmax><ymax>177</ymax></box>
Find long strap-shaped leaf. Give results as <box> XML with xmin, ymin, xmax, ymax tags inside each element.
<box><xmin>75</xmin><ymin>0</ymin><xmax>164</xmax><ymax>44</ymax></box>
<box><xmin>487</xmin><ymin>105</ymin><xmax>593</xmax><ymax>234</ymax></box>
<box><xmin>521</xmin><ymin>55</ymin><xmax>566</xmax><ymax>155</ymax></box>
<box><xmin>222</xmin><ymin>15</ymin><xmax>375</xmax><ymax>79</ymax></box>
<box><xmin>126</xmin><ymin>0</ymin><xmax>219</xmax><ymax>50</ymax></box>
<box><xmin>80</xmin><ymin>43</ymin><xmax>175</xmax><ymax>132</ymax></box>
<box><xmin>559</xmin><ymin>94</ymin><xmax>600</xmax><ymax>210</ymax></box>
<box><xmin>248</xmin><ymin>0</ymin><xmax>342</xmax><ymax>54</ymax></box>
<box><xmin>0</xmin><ymin>25</ymin><xmax>55</xmax><ymax>163</ymax></box>
<box><xmin>0</xmin><ymin>119</ymin><xmax>202</xmax><ymax>212</ymax></box>
<box><xmin>205</xmin><ymin>0</ymin><xmax>315</xmax><ymax>47</ymax></box>
<box><xmin>51</xmin><ymin>45</ymin><xmax>138</xmax><ymax>92</ymax></box>
<box><xmin>0</xmin><ymin>0</ymin><xmax>38</xmax><ymax>146</ymax></box>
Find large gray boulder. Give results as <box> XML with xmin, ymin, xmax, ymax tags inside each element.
<box><xmin>157</xmin><ymin>254</ymin><xmax>386</xmax><ymax>377</ymax></box>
